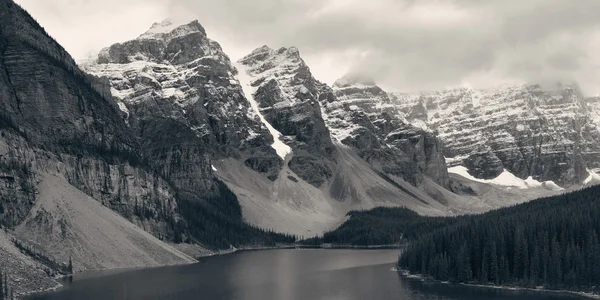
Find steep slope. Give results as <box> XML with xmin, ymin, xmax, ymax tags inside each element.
<box><xmin>15</xmin><ymin>173</ymin><xmax>196</xmax><ymax>272</ymax></box>
<box><xmin>391</xmin><ymin>83</ymin><xmax>600</xmax><ymax>186</ymax></box>
<box><xmin>82</xmin><ymin>19</ymin><xmax>288</xmax><ymax>185</ymax></box>
<box><xmin>0</xmin><ymin>230</ymin><xmax>61</xmax><ymax>297</ymax></box>
<box><xmin>226</xmin><ymin>46</ymin><xmax>469</xmax><ymax>235</ymax></box>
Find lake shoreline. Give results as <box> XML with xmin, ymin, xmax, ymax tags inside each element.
<box><xmin>29</xmin><ymin>244</ymin><xmax>399</xmax><ymax>297</ymax></box>
<box><xmin>194</xmin><ymin>243</ymin><xmax>404</xmax><ymax>259</ymax></box>
<box><xmin>398</xmin><ymin>269</ymin><xmax>600</xmax><ymax>300</ymax></box>
<box><xmin>295</xmin><ymin>243</ymin><xmax>404</xmax><ymax>250</ymax></box>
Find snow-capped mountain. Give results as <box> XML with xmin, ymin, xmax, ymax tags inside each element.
<box><xmin>390</xmin><ymin>83</ymin><xmax>600</xmax><ymax>186</ymax></box>
<box><xmin>84</xmin><ymin>20</ymin><xmax>535</xmax><ymax>236</ymax></box>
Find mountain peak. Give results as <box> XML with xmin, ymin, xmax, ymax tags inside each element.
<box><xmin>138</xmin><ymin>18</ymin><xmax>205</xmax><ymax>40</ymax></box>
<box><xmin>276</xmin><ymin>46</ymin><xmax>300</xmax><ymax>57</ymax></box>
<box><xmin>333</xmin><ymin>73</ymin><xmax>377</xmax><ymax>89</ymax></box>
<box><xmin>241</xmin><ymin>45</ymin><xmax>302</xmax><ymax>62</ymax></box>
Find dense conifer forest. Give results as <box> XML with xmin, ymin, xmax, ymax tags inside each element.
<box><xmin>300</xmin><ymin>207</ymin><xmax>455</xmax><ymax>246</ymax></box>
<box><xmin>173</xmin><ymin>180</ymin><xmax>297</xmax><ymax>249</ymax></box>
<box><xmin>301</xmin><ymin>184</ymin><xmax>600</xmax><ymax>293</ymax></box>
<box><xmin>399</xmin><ymin>185</ymin><xmax>600</xmax><ymax>292</ymax></box>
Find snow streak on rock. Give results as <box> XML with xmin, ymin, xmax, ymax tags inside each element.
<box><xmin>235</xmin><ymin>62</ymin><xmax>292</xmax><ymax>159</ymax></box>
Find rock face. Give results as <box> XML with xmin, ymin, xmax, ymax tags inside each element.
<box><xmin>391</xmin><ymin>83</ymin><xmax>600</xmax><ymax>186</ymax></box>
<box><xmin>83</xmin><ymin>19</ymin><xmax>282</xmax><ymax>183</ymax></box>
<box><xmin>0</xmin><ymin>0</ymin><xmax>144</xmax><ymax>228</ymax></box>
<box><xmin>237</xmin><ymin>46</ymin><xmax>337</xmax><ymax>187</ymax></box>
<box><xmin>0</xmin><ymin>0</ymin><xmax>200</xmax><ymax>291</ymax></box>
<box><xmin>323</xmin><ymin>74</ymin><xmax>450</xmax><ymax>187</ymax></box>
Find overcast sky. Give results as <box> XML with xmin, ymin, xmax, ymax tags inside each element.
<box><xmin>14</xmin><ymin>0</ymin><xmax>600</xmax><ymax>94</ymax></box>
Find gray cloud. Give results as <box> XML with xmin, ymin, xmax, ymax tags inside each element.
<box><xmin>15</xmin><ymin>0</ymin><xmax>600</xmax><ymax>94</ymax></box>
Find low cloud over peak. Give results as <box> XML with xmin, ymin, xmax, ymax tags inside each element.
<box><xmin>15</xmin><ymin>0</ymin><xmax>600</xmax><ymax>95</ymax></box>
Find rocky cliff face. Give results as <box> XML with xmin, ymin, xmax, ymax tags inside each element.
<box><xmin>0</xmin><ymin>0</ymin><xmax>154</xmax><ymax>229</ymax></box>
<box><xmin>83</xmin><ymin>19</ymin><xmax>282</xmax><ymax>184</ymax></box>
<box><xmin>0</xmin><ymin>1</ymin><xmax>201</xmax><ymax>293</ymax></box>
<box><xmin>391</xmin><ymin>83</ymin><xmax>599</xmax><ymax>186</ymax></box>
<box><xmin>237</xmin><ymin>46</ymin><xmax>337</xmax><ymax>187</ymax></box>
<box><xmin>323</xmin><ymin>74</ymin><xmax>449</xmax><ymax>187</ymax></box>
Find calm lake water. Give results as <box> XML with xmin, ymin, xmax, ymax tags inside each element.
<box><xmin>29</xmin><ymin>249</ymin><xmax>589</xmax><ymax>300</ymax></box>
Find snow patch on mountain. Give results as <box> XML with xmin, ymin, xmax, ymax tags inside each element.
<box><xmin>235</xmin><ymin>62</ymin><xmax>292</xmax><ymax>159</ymax></box>
<box><xmin>449</xmin><ymin>166</ymin><xmax>563</xmax><ymax>190</ymax></box>
<box><xmin>138</xmin><ymin>19</ymin><xmax>203</xmax><ymax>41</ymax></box>
<box><xmin>142</xmin><ymin>19</ymin><xmax>183</xmax><ymax>35</ymax></box>
<box><xmin>524</xmin><ymin>176</ymin><xmax>543</xmax><ymax>188</ymax></box>
<box><xmin>584</xmin><ymin>169</ymin><xmax>600</xmax><ymax>185</ymax></box>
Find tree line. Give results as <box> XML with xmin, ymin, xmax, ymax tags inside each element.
<box><xmin>173</xmin><ymin>181</ymin><xmax>297</xmax><ymax>249</ymax></box>
<box><xmin>300</xmin><ymin>207</ymin><xmax>457</xmax><ymax>246</ymax></box>
<box><xmin>398</xmin><ymin>184</ymin><xmax>600</xmax><ymax>293</ymax></box>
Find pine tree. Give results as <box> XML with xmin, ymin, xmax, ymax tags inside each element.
<box><xmin>68</xmin><ymin>256</ymin><xmax>73</xmax><ymax>274</ymax></box>
<box><xmin>457</xmin><ymin>244</ymin><xmax>472</xmax><ymax>283</ymax></box>
<box><xmin>480</xmin><ymin>247</ymin><xmax>489</xmax><ymax>284</ymax></box>
<box><xmin>513</xmin><ymin>229</ymin><xmax>523</xmax><ymax>281</ymax></box>
<box><xmin>0</xmin><ymin>270</ymin><xmax>4</xmax><ymax>300</ymax></box>
<box><xmin>529</xmin><ymin>243</ymin><xmax>540</xmax><ymax>287</ymax></box>
<box><xmin>2</xmin><ymin>274</ymin><xmax>6</xmax><ymax>300</ymax></box>
<box><xmin>490</xmin><ymin>242</ymin><xmax>499</xmax><ymax>285</ymax></box>
<box><xmin>549</xmin><ymin>237</ymin><xmax>562</xmax><ymax>287</ymax></box>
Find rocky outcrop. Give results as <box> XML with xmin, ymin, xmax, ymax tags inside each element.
<box><xmin>391</xmin><ymin>83</ymin><xmax>597</xmax><ymax>186</ymax></box>
<box><xmin>322</xmin><ymin>74</ymin><xmax>450</xmax><ymax>188</ymax></box>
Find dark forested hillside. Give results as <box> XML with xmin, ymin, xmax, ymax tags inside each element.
<box><xmin>300</xmin><ymin>207</ymin><xmax>456</xmax><ymax>246</ymax></box>
<box><xmin>399</xmin><ymin>185</ymin><xmax>600</xmax><ymax>292</ymax></box>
